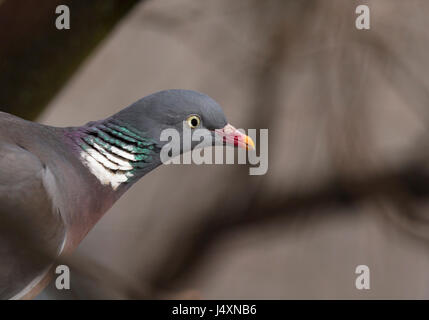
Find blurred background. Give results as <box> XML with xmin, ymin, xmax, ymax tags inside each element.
<box><xmin>2</xmin><ymin>0</ymin><xmax>429</xmax><ymax>299</ymax></box>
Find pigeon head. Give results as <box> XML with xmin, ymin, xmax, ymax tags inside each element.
<box><xmin>112</xmin><ymin>89</ymin><xmax>255</xmax><ymax>153</ymax></box>
<box><xmin>72</xmin><ymin>89</ymin><xmax>254</xmax><ymax>189</ymax></box>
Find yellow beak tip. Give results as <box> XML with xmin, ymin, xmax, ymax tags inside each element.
<box><xmin>246</xmin><ymin>136</ymin><xmax>256</xmax><ymax>151</ymax></box>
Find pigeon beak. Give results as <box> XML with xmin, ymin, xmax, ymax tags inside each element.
<box><xmin>215</xmin><ymin>124</ymin><xmax>255</xmax><ymax>151</ymax></box>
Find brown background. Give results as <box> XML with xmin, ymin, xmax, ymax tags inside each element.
<box><xmin>2</xmin><ymin>0</ymin><xmax>429</xmax><ymax>299</ymax></box>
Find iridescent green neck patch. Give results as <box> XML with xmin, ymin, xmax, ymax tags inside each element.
<box><xmin>76</xmin><ymin>120</ymin><xmax>158</xmax><ymax>189</ymax></box>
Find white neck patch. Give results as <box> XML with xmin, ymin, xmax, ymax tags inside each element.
<box><xmin>80</xmin><ymin>145</ymin><xmax>135</xmax><ymax>189</ymax></box>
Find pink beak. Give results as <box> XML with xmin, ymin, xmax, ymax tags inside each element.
<box><xmin>215</xmin><ymin>124</ymin><xmax>255</xmax><ymax>151</ymax></box>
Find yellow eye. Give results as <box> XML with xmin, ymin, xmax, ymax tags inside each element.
<box><xmin>186</xmin><ymin>115</ymin><xmax>201</xmax><ymax>129</ymax></box>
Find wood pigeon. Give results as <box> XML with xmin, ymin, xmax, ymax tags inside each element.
<box><xmin>0</xmin><ymin>89</ymin><xmax>255</xmax><ymax>299</ymax></box>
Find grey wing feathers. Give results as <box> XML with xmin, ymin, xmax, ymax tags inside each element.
<box><xmin>0</xmin><ymin>143</ymin><xmax>65</xmax><ymax>299</ymax></box>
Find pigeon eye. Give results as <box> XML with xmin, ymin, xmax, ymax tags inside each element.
<box><xmin>186</xmin><ymin>115</ymin><xmax>201</xmax><ymax>129</ymax></box>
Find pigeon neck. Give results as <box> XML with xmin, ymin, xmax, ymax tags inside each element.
<box><xmin>66</xmin><ymin>118</ymin><xmax>161</xmax><ymax>191</ymax></box>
